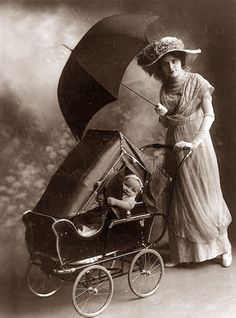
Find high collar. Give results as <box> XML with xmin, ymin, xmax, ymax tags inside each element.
<box><xmin>163</xmin><ymin>71</ymin><xmax>189</xmax><ymax>93</ymax></box>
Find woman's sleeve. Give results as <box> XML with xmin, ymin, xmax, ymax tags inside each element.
<box><xmin>195</xmin><ymin>73</ymin><xmax>215</xmax><ymax>99</ymax></box>
<box><xmin>191</xmin><ymin>74</ymin><xmax>215</xmax><ymax>148</ymax></box>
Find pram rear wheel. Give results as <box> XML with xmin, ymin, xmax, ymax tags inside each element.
<box><xmin>27</xmin><ymin>264</ymin><xmax>62</xmax><ymax>297</ymax></box>
<box><xmin>128</xmin><ymin>249</ymin><xmax>164</xmax><ymax>298</ymax></box>
<box><xmin>72</xmin><ymin>265</ymin><xmax>114</xmax><ymax>317</ymax></box>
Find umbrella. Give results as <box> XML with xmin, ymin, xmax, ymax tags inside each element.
<box><xmin>57</xmin><ymin>14</ymin><xmax>163</xmax><ymax>139</ymax></box>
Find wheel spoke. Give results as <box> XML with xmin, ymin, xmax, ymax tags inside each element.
<box><xmin>138</xmin><ymin>276</ymin><xmax>145</xmax><ymax>293</ymax></box>
<box><xmin>131</xmin><ymin>272</ymin><xmax>142</xmax><ymax>283</ymax></box>
<box><xmin>143</xmin><ymin>276</ymin><xmax>149</xmax><ymax>294</ymax></box>
<box><xmin>149</xmin><ymin>263</ymin><xmax>161</xmax><ymax>273</ymax></box>
<box><xmin>81</xmin><ymin>295</ymin><xmax>92</xmax><ymax>311</ymax></box>
<box><xmin>47</xmin><ymin>277</ymin><xmax>60</xmax><ymax>289</ymax></box>
<box><xmin>31</xmin><ymin>275</ymin><xmax>44</xmax><ymax>288</ymax></box>
<box><xmin>93</xmin><ymin>277</ymin><xmax>109</xmax><ymax>290</ymax></box>
<box><xmin>148</xmin><ymin>271</ymin><xmax>161</xmax><ymax>277</ymax></box>
<box><xmin>135</xmin><ymin>258</ymin><xmax>143</xmax><ymax>271</ymax></box>
<box><xmin>94</xmin><ymin>293</ymin><xmax>110</xmax><ymax>296</ymax></box>
<box><xmin>144</xmin><ymin>253</ymin><xmax>147</xmax><ymax>269</ymax></box>
<box><xmin>147</xmin><ymin>258</ymin><xmax>160</xmax><ymax>272</ymax></box>
<box><xmin>75</xmin><ymin>288</ymin><xmax>89</xmax><ymax>299</ymax></box>
<box><xmin>41</xmin><ymin>278</ymin><xmax>46</xmax><ymax>293</ymax></box>
<box><xmin>97</xmin><ymin>285</ymin><xmax>110</xmax><ymax>292</ymax></box>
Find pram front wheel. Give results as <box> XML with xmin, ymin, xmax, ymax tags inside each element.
<box><xmin>128</xmin><ymin>249</ymin><xmax>164</xmax><ymax>298</ymax></box>
<box><xmin>72</xmin><ymin>265</ymin><xmax>114</xmax><ymax>317</ymax></box>
<box><xmin>27</xmin><ymin>264</ymin><xmax>62</xmax><ymax>297</ymax></box>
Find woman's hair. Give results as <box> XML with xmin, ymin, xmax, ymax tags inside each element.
<box><xmin>137</xmin><ymin>51</ymin><xmax>189</xmax><ymax>82</ymax></box>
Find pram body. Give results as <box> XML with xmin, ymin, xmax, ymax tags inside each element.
<box><xmin>22</xmin><ymin>129</ymin><xmax>171</xmax><ymax>317</ymax></box>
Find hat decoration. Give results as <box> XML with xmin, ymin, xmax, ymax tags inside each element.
<box><xmin>137</xmin><ymin>36</ymin><xmax>201</xmax><ymax>67</ymax></box>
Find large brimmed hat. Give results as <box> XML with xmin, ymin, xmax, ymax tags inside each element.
<box><xmin>137</xmin><ymin>36</ymin><xmax>201</xmax><ymax>67</ymax></box>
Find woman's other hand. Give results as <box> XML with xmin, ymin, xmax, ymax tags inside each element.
<box><xmin>155</xmin><ymin>103</ymin><xmax>168</xmax><ymax>116</ymax></box>
<box><xmin>174</xmin><ymin>141</ymin><xmax>195</xmax><ymax>152</ymax></box>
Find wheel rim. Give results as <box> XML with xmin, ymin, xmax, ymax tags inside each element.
<box><xmin>72</xmin><ymin>265</ymin><xmax>114</xmax><ymax>318</ymax></box>
<box><xmin>128</xmin><ymin>249</ymin><xmax>164</xmax><ymax>298</ymax></box>
<box><xmin>27</xmin><ymin>264</ymin><xmax>62</xmax><ymax>297</ymax></box>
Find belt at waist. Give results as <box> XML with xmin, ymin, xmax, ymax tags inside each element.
<box><xmin>159</xmin><ymin>109</ymin><xmax>203</xmax><ymax>127</ymax></box>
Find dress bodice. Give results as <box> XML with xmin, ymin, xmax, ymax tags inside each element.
<box><xmin>160</xmin><ymin>72</ymin><xmax>187</xmax><ymax>113</ymax></box>
<box><xmin>160</xmin><ymin>72</ymin><xmax>214</xmax><ymax>118</ymax></box>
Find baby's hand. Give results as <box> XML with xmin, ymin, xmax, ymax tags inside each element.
<box><xmin>107</xmin><ymin>197</ymin><xmax>116</xmax><ymax>206</ymax></box>
<box><xmin>155</xmin><ymin>103</ymin><xmax>168</xmax><ymax>116</ymax></box>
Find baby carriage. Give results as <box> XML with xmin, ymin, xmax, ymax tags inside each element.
<box><xmin>22</xmin><ymin>129</ymin><xmax>173</xmax><ymax>317</ymax></box>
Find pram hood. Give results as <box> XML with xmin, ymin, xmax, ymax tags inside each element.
<box><xmin>34</xmin><ymin>129</ymin><xmax>171</xmax><ymax>218</ymax></box>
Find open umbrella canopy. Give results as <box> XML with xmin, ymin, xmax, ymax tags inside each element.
<box><xmin>58</xmin><ymin>14</ymin><xmax>162</xmax><ymax>139</ymax></box>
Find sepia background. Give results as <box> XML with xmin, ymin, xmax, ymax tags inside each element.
<box><xmin>0</xmin><ymin>0</ymin><xmax>235</xmax><ymax>317</ymax></box>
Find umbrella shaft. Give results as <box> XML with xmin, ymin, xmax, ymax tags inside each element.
<box><xmin>121</xmin><ymin>83</ymin><xmax>156</xmax><ymax>107</ymax></box>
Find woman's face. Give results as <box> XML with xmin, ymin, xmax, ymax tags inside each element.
<box><xmin>159</xmin><ymin>53</ymin><xmax>183</xmax><ymax>80</ymax></box>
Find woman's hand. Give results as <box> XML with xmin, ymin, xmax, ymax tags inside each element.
<box><xmin>155</xmin><ymin>103</ymin><xmax>168</xmax><ymax>116</ymax></box>
<box><xmin>174</xmin><ymin>141</ymin><xmax>195</xmax><ymax>152</ymax></box>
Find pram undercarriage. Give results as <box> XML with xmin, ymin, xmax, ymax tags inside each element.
<box><xmin>23</xmin><ymin>207</ymin><xmax>164</xmax><ymax>317</ymax></box>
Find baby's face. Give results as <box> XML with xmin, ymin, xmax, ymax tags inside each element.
<box><xmin>123</xmin><ymin>178</ymin><xmax>140</xmax><ymax>197</ymax></box>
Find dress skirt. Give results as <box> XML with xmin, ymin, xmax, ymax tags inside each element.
<box><xmin>169</xmin><ymin>231</ymin><xmax>231</xmax><ymax>263</ymax></box>
<box><xmin>164</xmin><ymin>114</ymin><xmax>232</xmax><ymax>263</ymax></box>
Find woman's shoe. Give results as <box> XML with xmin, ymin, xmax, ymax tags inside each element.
<box><xmin>165</xmin><ymin>262</ymin><xmax>179</xmax><ymax>268</ymax></box>
<box><xmin>221</xmin><ymin>252</ymin><xmax>232</xmax><ymax>268</ymax></box>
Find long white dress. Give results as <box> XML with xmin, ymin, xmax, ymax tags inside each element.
<box><xmin>160</xmin><ymin>72</ymin><xmax>232</xmax><ymax>263</ymax></box>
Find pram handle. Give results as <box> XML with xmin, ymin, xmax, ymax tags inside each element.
<box><xmin>140</xmin><ymin>143</ymin><xmax>173</xmax><ymax>151</ymax></box>
<box><xmin>140</xmin><ymin>143</ymin><xmax>192</xmax><ymax>163</ymax></box>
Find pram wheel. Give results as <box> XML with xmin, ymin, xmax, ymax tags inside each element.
<box><xmin>128</xmin><ymin>249</ymin><xmax>164</xmax><ymax>298</ymax></box>
<box><xmin>72</xmin><ymin>265</ymin><xmax>114</xmax><ymax>317</ymax></box>
<box><xmin>27</xmin><ymin>264</ymin><xmax>62</xmax><ymax>297</ymax></box>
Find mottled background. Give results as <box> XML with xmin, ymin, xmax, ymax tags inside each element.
<box><xmin>0</xmin><ymin>0</ymin><xmax>235</xmax><ymax>316</ymax></box>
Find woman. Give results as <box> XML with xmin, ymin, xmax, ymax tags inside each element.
<box><xmin>136</xmin><ymin>37</ymin><xmax>232</xmax><ymax>267</ymax></box>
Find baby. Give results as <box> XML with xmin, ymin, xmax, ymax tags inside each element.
<box><xmin>107</xmin><ymin>174</ymin><xmax>143</xmax><ymax>217</ymax></box>
<box><xmin>76</xmin><ymin>174</ymin><xmax>143</xmax><ymax>237</ymax></box>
